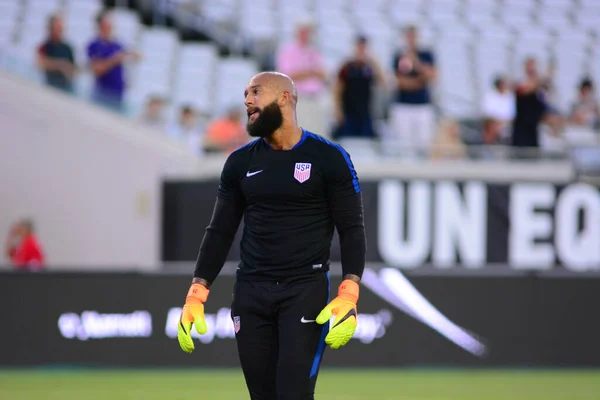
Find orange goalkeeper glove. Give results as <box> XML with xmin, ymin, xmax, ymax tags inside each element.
<box><xmin>316</xmin><ymin>279</ymin><xmax>359</xmax><ymax>349</ymax></box>
<box><xmin>177</xmin><ymin>283</ymin><xmax>209</xmax><ymax>353</ymax></box>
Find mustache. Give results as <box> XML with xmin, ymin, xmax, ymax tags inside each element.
<box><xmin>246</xmin><ymin>107</ymin><xmax>260</xmax><ymax>116</ymax></box>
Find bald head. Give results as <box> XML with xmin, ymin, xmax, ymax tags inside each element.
<box><xmin>247</xmin><ymin>72</ymin><xmax>298</xmax><ymax>106</ymax></box>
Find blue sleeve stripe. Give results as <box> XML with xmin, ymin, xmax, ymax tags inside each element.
<box><xmin>310</xmin><ymin>272</ymin><xmax>330</xmax><ymax>378</ymax></box>
<box><xmin>306</xmin><ymin>132</ymin><xmax>361</xmax><ymax>193</ymax></box>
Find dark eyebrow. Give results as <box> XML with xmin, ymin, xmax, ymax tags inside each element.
<box><xmin>244</xmin><ymin>84</ymin><xmax>262</xmax><ymax>97</ymax></box>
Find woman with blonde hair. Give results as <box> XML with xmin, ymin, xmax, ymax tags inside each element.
<box><xmin>430</xmin><ymin>117</ymin><xmax>467</xmax><ymax>159</ymax></box>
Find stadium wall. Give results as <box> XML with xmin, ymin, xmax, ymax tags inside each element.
<box><xmin>2</xmin><ymin>271</ymin><xmax>600</xmax><ymax>367</ymax></box>
<box><xmin>0</xmin><ymin>71</ymin><xmax>202</xmax><ymax>269</ymax></box>
<box><xmin>163</xmin><ymin>179</ymin><xmax>600</xmax><ymax>273</ymax></box>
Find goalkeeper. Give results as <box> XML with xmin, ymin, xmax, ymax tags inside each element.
<box><xmin>177</xmin><ymin>72</ymin><xmax>366</xmax><ymax>400</ymax></box>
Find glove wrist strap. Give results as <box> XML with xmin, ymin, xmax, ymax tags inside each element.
<box><xmin>338</xmin><ymin>279</ymin><xmax>359</xmax><ymax>303</ymax></box>
<box><xmin>187</xmin><ymin>283</ymin><xmax>210</xmax><ymax>303</ymax></box>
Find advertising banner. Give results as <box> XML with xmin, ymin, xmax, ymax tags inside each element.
<box><xmin>2</xmin><ymin>272</ymin><xmax>599</xmax><ymax>367</ymax></box>
<box><xmin>162</xmin><ymin>180</ymin><xmax>600</xmax><ymax>273</ymax></box>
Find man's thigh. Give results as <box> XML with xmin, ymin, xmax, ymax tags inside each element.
<box><xmin>276</xmin><ymin>273</ymin><xmax>330</xmax><ymax>400</ymax></box>
<box><xmin>232</xmin><ymin>280</ymin><xmax>279</xmax><ymax>400</ymax></box>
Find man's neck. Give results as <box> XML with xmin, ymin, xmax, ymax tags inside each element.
<box><xmin>264</xmin><ymin>125</ymin><xmax>303</xmax><ymax>150</ymax></box>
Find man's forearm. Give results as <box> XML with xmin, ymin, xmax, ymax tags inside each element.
<box><xmin>192</xmin><ymin>195</ymin><xmax>244</xmax><ymax>286</ymax></box>
<box><xmin>343</xmin><ymin>273</ymin><xmax>361</xmax><ymax>283</ymax></box>
<box><xmin>91</xmin><ymin>53</ymin><xmax>122</xmax><ymax>76</ymax></box>
<box><xmin>191</xmin><ymin>277</ymin><xmax>211</xmax><ymax>288</ymax></box>
<box><xmin>397</xmin><ymin>75</ymin><xmax>426</xmax><ymax>90</ymax></box>
<box><xmin>339</xmin><ymin>225</ymin><xmax>366</xmax><ymax>279</ymax></box>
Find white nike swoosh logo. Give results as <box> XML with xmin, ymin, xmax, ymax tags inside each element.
<box><xmin>246</xmin><ymin>170</ymin><xmax>263</xmax><ymax>177</ymax></box>
<box><xmin>300</xmin><ymin>317</ymin><xmax>316</xmax><ymax>323</ymax></box>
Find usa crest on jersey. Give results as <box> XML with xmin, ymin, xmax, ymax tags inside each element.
<box><xmin>233</xmin><ymin>316</ymin><xmax>241</xmax><ymax>333</ymax></box>
<box><xmin>294</xmin><ymin>163</ymin><xmax>312</xmax><ymax>183</ymax></box>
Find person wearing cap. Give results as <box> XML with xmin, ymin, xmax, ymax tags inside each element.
<box><xmin>275</xmin><ymin>17</ymin><xmax>328</xmax><ymax>137</ymax></box>
<box><xmin>333</xmin><ymin>35</ymin><xmax>385</xmax><ymax>141</ymax></box>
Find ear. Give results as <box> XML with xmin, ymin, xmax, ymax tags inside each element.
<box><xmin>279</xmin><ymin>91</ymin><xmax>292</xmax><ymax>107</ymax></box>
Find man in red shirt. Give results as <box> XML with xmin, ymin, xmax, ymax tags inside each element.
<box><xmin>5</xmin><ymin>220</ymin><xmax>45</xmax><ymax>270</ymax></box>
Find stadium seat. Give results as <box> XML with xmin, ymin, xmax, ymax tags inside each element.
<box><xmin>499</xmin><ymin>10</ymin><xmax>534</xmax><ymax>30</ymax></box>
<box><xmin>111</xmin><ymin>9</ymin><xmax>141</xmax><ymax>49</ymax></box>
<box><xmin>200</xmin><ymin>0</ymin><xmax>237</xmax><ymax>25</ymax></box>
<box><xmin>277</xmin><ymin>0</ymin><xmax>312</xmax><ymax>12</ymax></box>
<box><xmin>214</xmin><ymin>57</ymin><xmax>258</xmax><ymax>113</ymax></box>
<box><xmin>315</xmin><ymin>0</ymin><xmax>348</xmax><ymax>14</ymax></box>
<box><xmin>172</xmin><ymin>43</ymin><xmax>218</xmax><ymax>114</ymax></box>
<box><xmin>473</xmin><ymin>39</ymin><xmax>511</xmax><ymax>99</ymax></box>
<box><xmin>553</xmin><ymin>49</ymin><xmax>588</xmax><ymax>114</ymax></box>
<box><xmin>64</xmin><ymin>0</ymin><xmax>103</xmax><ymax>16</ymax></box>
<box><xmin>139</xmin><ymin>27</ymin><xmax>178</xmax><ymax>59</ymax></box>
<box><xmin>574</xmin><ymin>10</ymin><xmax>600</xmax><ymax>37</ymax></box>
<box><xmin>464</xmin><ymin>12</ymin><xmax>497</xmax><ymax>30</ymax></box>
<box><xmin>435</xmin><ymin>37</ymin><xmax>478</xmax><ymax>118</ymax></box>
<box><xmin>0</xmin><ymin>0</ymin><xmax>20</xmax><ymax>21</ymax></box>
<box><xmin>240</xmin><ymin>8</ymin><xmax>277</xmax><ymax>42</ymax></box>
<box><xmin>351</xmin><ymin>0</ymin><xmax>386</xmax><ymax>12</ymax></box>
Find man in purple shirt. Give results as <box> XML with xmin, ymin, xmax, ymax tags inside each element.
<box><xmin>87</xmin><ymin>10</ymin><xmax>138</xmax><ymax>113</ymax></box>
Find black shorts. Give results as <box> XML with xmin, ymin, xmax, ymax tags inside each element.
<box><xmin>231</xmin><ymin>272</ymin><xmax>330</xmax><ymax>400</ymax></box>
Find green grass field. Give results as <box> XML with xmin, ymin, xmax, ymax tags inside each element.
<box><xmin>1</xmin><ymin>369</ymin><xmax>599</xmax><ymax>400</ymax></box>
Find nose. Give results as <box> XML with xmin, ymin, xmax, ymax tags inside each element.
<box><xmin>244</xmin><ymin>94</ymin><xmax>253</xmax><ymax>108</ymax></box>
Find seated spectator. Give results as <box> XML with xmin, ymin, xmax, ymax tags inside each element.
<box><xmin>168</xmin><ymin>105</ymin><xmax>204</xmax><ymax>156</ymax></box>
<box><xmin>332</xmin><ymin>35</ymin><xmax>384</xmax><ymax>141</ymax></box>
<box><xmin>139</xmin><ymin>96</ymin><xmax>167</xmax><ymax>132</ymax></box>
<box><xmin>37</xmin><ymin>14</ymin><xmax>76</xmax><ymax>93</ymax></box>
<box><xmin>569</xmin><ymin>78</ymin><xmax>600</xmax><ymax>130</ymax></box>
<box><xmin>87</xmin><ymin>10</ymin><xmax>139</xmax><ymax>113</ymax></box>
<box><xmin>430</xmin><ymin>118</ymin><xmax>467</xmax><ymax>160</ymax></box>
<box><xmin>204</xmin><ymin>106</ymin><xmax>248</xmax><ymax>154</ymax></box>
<box><xmin>276</xmin><ymin>17</ymin><xmax>328</xmax><ymax>136</ymax></box>
<box><xmin>4</xmin><ymin>219</ymin><xmax>45</xmax><ymax>270</ymax></box>
<box><xmin>481</xmin><ymin>76</ymin><xmax>515</xmax><ymax>144</ymax></box>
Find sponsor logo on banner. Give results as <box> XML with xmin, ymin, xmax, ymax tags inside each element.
<box><xmin>294</xmin><ymin>163</ymin><xmax>311</xmax><ymax>183</ymax></box>
<box><xmin>164</xmin><ymin>307</ymin><xmax>391</xmax><ymax>344</ymax></box>
<box><xmin>362</xmin><ymin>268</ymin><xmax>487</xmax><ymax>357</ymax></box>
<box><xmin>57</xmin><ymin>311</ymin><xmax>152</xmax><ymax>340</ymax></box>
<box><xmin>377</xmin><ymin>181</ymin><xmax>600</xmax><ymax>271</ymax></box>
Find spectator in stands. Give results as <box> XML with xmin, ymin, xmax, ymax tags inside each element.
<box><xmin>139</xmin><ymin>95</ymin><xmax>167</xmax><ymax>132</ymax></box>
<box><xmin>430</xmin><ymin>118</ymin><xmax>466</xmax><ymax>160</ymax></box>
<box><xmin>332</xmin><ymin>35</ymin><xmax>385</xmax><ymax>140</ymax></box>
<box><xmin>482</xmin><ymin>76</ymin><xmax>515</xmax><ymax>144</ymax></box>
<box><xmin>4</xmin><ymin>219</ymin><xmax>45</xmax><ymax>270</ymax></box>
<box><xmin>276</xmin><ymin>17</ymin><xmax>328</xmax><ymax>136</ymax></box>
<box><xmin>512</xmin><ymin>57</ymin><xmax>554</xmax><ymax>150</ymax></box>
<box><xmin>168</xmin><ymin>105</ymin><xmax>204</xmax><ymax>156</ymax></box>
<box><xmin>204</xmin><ymin>106</ymin><xmax>248</xmax><ymax>154</ymax></box>
<box><xmin>87</xmin><ymin>10</ymin><xmax>139</xmax><ymax>113</ymax></box>
<box><xmin>37</xmin><ymin>14</ymin><xmax>76</xmax><ymax>93</ymax></box>
<box><xmin>569</xmin><ymin>78</ymin><xmax>600</xmax><ymax>130</ymax></box>
<box><xmin>389</xmin><ymin>25</ymin><xmax>437</xmax><ymax>154</ymax></box>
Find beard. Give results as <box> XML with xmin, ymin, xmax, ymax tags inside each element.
<box><xmin>247</xmin><ymin>100</ymin><xmax>283</xmax><ymax>138</ymax></box>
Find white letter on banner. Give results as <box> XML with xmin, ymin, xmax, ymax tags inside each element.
<box><xmin>555</xmin><ymin>183</ymin><xmax>600</xmax><ymax>271</ymax></box>
<box><xmin>433</xmin><ymin>182</ymin><xmax>487</xmax><ymax>268</ymax></box>
<box><xmin>378</xmin><ymin>180</ymin><xmax>430</xmax><ymax>268</ymax></box>
<box><xmin>509</xmin><ymin>183</ymin><xmax>555</xmax><ymax>269</ymax></box>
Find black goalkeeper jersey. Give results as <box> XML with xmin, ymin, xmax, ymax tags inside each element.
<box><xmin>194</xmin><ymin>129</ymin><xmax>366</xmax><ymax>282</ymax></box>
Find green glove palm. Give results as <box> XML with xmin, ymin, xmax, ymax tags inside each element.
<box><xmin>316</xmin><ymin>280</ymin><xmax>359</xmax><ymax>349</ymax></box>
<box><xmin>177</xmin><ymin>283</ymin><xmax>209</xmax><ymax>353</ymax></box>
